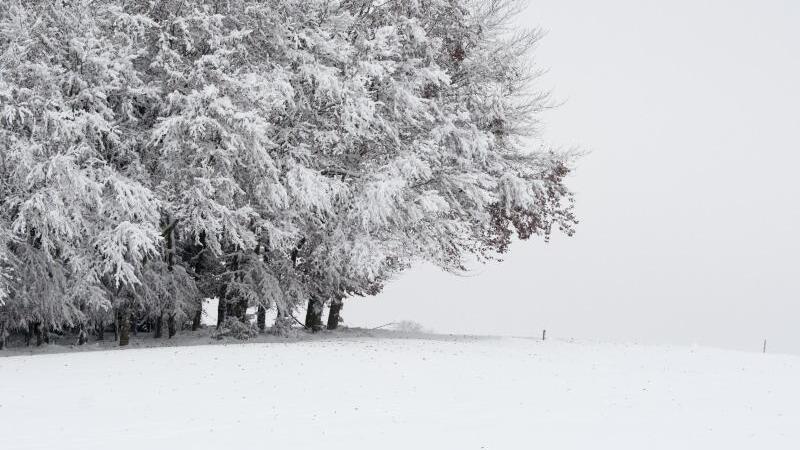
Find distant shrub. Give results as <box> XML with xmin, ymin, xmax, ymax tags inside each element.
<box><xmin>394</xmin><ymin>320</ymin><xmax>427</xmax><ymax>333</ymax></box>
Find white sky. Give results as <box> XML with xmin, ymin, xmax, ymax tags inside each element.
<box><xmin>347</xmin><ymin>0</ymin><xmax>800</xmax><ymax>354</ymax></box>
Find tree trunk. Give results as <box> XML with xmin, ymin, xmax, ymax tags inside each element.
<box><xmin>257</xmin><ymin>306</ymin><xmax>266</xmax><ymax>332</ymax></box>
<box><xmin>34</xmin><ymin>322</ymin><xmax>44</xmax><ymax>347</ymax></box>
<box><xmin>228</xmin><ymin>253</ymin><xmax>248</xmax><ymax>323</ymax></box>
<box><xmin>237</xmin><ymin>297</ymin><xmax>248</xmax><ymax>322</ymax></box>
<box><xmin>119</xmin><ymin>311</ymin><xmax>130</xmax><ymax>347</ymax></box>
<box><xmin>191</xmin><ymin>231</ymin><xmax>210</xmax><ymax>332</ymax></box>
<box><xmin>192</xmin><ymin>307</ymin><xmax>202</xmax><ymax>331</ymax></box>
<box><xmin>0</xmin><ymin>321</ymin><xmax>5</xmax><ymax>350</ymax></box>
<box><xmin>154</xmin><ymin>312</ymin><xmax>163</xmax><ymax>338</ymax></box>
<box><xmin>327</xmin><ymin>299</ymin><xmax>343</xmax><ymax>330</ymax></box>
<box><xmin>96</xmin><ymin>321</ymin><xmax>104</xmax><ymax>341</ymax></box>
<box><xmin>304</xmin><ymin>299</ymin><xmax>313</xmax><ymax>328</ymax></box>
<box><xmin>305</xmin><ymin>297</ymin><xmax>323</xmax><ymax>332</ymax></box>
<box><xmin>77</xmin><ymin>325</ymin><xmax>88</xmax><ymax>346</ymax></box>
<box><xmin>167</xmin><ymin>314</ymin><xmax>176</xmax><ymax>338</ymax></box>
<box><xmin>161</xmin><ymin>216</ymin><xmax>179</xmax><ymax>338</ymax></box>
<box><xmin>217</xmin><ymin>297</ymin><xmax>226</xmax><ymax>329</ymax></box>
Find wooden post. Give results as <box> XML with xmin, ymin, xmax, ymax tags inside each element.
<box><xmin>542</xmin><ymin>329</ymin><xmax>546</xmax><ymax>341</ymax></box>
<box><xmin>763</xmin><ymin>339</ymin><xmax>767</xmax><ymax>354</ymax></box>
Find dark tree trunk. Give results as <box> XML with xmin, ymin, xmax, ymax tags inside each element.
<box><xmin>327</xmin><ymin>299</ymin><xmax>343</xmax><ymax>330</ymax></box>
<box><xmin>190</xmin><ymin>231</ymin><xmax>214</xmax><ymax>332</ymax></box>
<box><xmin>237</xmin><ymin>297</ymin><xmax>248</xmax><ymax>322</ymax></box>
<box><xmin>33</xmin><ymin>322</ymin><xmax>44</xmax><ymax>346</ymax></box>
<box><xmin>154</xmin><ymin>312</ymin><xmax>163</xmax><ymax>338</ymax></box>
<box><xmin>223</xmin><ymin>253</ymin><xmax>248</xmax><ymax>324</ymax></box>
<box><xmin>217</xmin><ymin>297</ymin><xmax>226</xmax><ymax>329</ymax></box>
<box><xmin>96</xmin><ymin>321</ymin><xmax>105</xmax><ymax>341</ymax></box>
<box><xmin>167</xmin><ymin>314</ymin><xmax>176</xmax><ymax>338</ymax></box>
<box><xmin>77</xmin><ymin>325</ymin><xmax>88</xmax><ymax>346</ymax></box>
<box><xmin>192</xmin><ymin>307</ymin><xmax>202</xmax><ymax>331</ymax></box>
<box><xmin>305</xmin><ymin>297</ymin><xmax>323</xmax><ymax>332</ymax></box>
<box><xmin>0</xmin><ymin>321</ymin><xmax>5</xmax><ymax>350</ymax></box>
<box><xmin>304</xmin><ymin>299</ymin><xmax>313</xmax><ymax>328</ymax></box>
<box><xmin>164</xmin><ymin>221</ymin><xmax>176</xmax><ymax>268</ymax></box>
<box><xmin>161</xmin><ymin>217</ymin><xmax>179</xmax><ymax>338</ymax></box>
<box><xmin>257</xmin><ymin>306</ymin><xmax>266</xmax><ymax>332</ymax></box>
<box><xmin>217</xmin><ymin>250</ymin><xmax>240</xmax><ymax>328</ymax></box>
<box><xmin>254</xmin><ymin>244</ymin><xmax>267</xmax><ymax>333</ymax></box>
<box><xmin>119</xmin><ymin>311</ymin><xmax>130</xmax><ymax>347</ymax></box>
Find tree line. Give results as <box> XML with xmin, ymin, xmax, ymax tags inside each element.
<box><xmin>0</xmin><ymin>0</ymin><xmax>576</xmax><ymax>349</ymax></box>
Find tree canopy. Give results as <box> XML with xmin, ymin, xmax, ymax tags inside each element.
<box><xmin>0</xmin><ymin>0</ymin><xmax>576</xmax><ymax>345</ymax></box>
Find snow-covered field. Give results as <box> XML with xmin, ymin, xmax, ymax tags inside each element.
<box><xmin>1</xmin><ymin>332</ymin><xmax>799</xmax><ymax>449</ymax></box>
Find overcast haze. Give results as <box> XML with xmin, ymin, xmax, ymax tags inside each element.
<box><xmin>348</xmin><ymin>0</ymin><xmax>800</xmax><ymax>354</ymax></box>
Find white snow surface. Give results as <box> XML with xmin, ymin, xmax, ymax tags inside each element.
<box><xmin>1</xmin><ymin>332</ymin><xmax>799</xmax><ymax>449</ymax></box>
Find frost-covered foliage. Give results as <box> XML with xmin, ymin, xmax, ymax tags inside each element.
<box><xmin>0</xmin><ymin>1</ymin><xmax>163</xmax><ymax>334</ymax></box>
<box><xmin>0</xmin><ymin>0</ymin><xmax>576</xmax><ymax>345</ymax></box>
<box><xmin>213</xmin><ymin>317</ymin><xmax>259</xmax><ymax>340</ymax></box>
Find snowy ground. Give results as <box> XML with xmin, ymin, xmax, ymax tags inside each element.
<box><xmin>1</xmin><ymin>331</ymin><xmax>799</xmax><ymax>449</ymax></box>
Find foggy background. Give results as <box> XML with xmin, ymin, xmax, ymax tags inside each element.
<box><xmin>347</xmin><ymin>0</ymin><xmax>800</xmax><ymax>354</ymax></box>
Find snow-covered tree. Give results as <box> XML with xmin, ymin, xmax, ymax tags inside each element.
<box><xmin>0</xmin><ymin>1</ymin><xmax>166</xmax><ymax>344</ymax></box>
<box><xmin>0</xmin><ymin>0</ymin><xmax>577</xmax><ymax>347</ymax></box>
